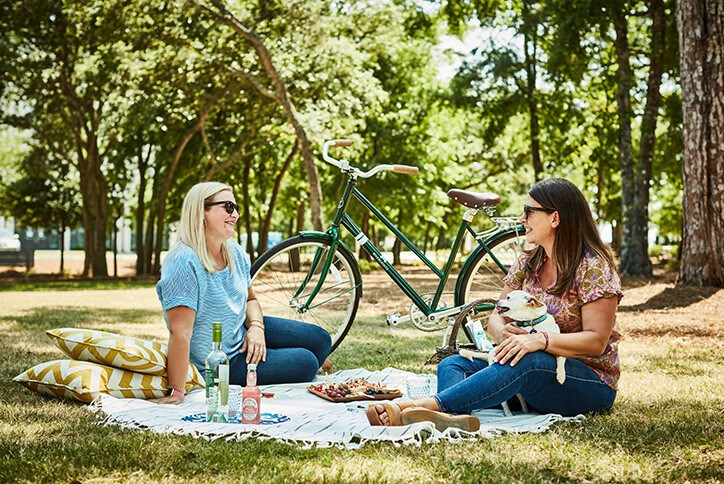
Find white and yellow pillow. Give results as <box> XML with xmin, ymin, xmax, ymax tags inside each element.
<box><xmin>13</xmin><ymin>359</ymin><xmax>171</xmax><ymax>403</ymax></box>
<box><xmin>45</xmin><ymin>327</ymin><xmax>204</xmax><ymax>388</ymax></box>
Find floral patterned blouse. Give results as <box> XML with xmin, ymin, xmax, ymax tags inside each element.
<box><xmin>503</xmin><ymin>251</ymin><xmax>624</xmax><ymax>390</ymax></box>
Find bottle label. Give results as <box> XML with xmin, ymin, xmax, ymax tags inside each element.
<box><xmin>241</xmin><ymin>397</ymin><xmax>259</xmax><ymax>423</ymax></box>
<box><xmin>218</xmin><ymin>364</ymin><xmax>229</xmax><ymax>405</ymax></box>
<box><xmin>247</xmin><ymin>370</ymin><xmax>257</xmax><ymax>387</ymax></box>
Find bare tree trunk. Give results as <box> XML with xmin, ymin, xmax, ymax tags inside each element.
<box><xmin>393</xmin><ymin>213</ymin><xmax>402</xmax><ymax>266</ymax></box>
<box><xmin>358</xmin><ymin>210</ymin><xmax>371</xmax><ymax>261</ymax></box>
<box><xmin>152</xmin><ymin>93</ymin><xmax>219</xmax><ymax>274</ymax></box>
<box><xmin>259</xmin><ymin>142</ymin><xmax>298</xmax><ymax>255</ymax></box>
<box><xmin>612</xmin><ymin>9</ymin><xmax>640</xmax><ymax>277</ymax></box>
<box><xmin>135</xmin><ymin>142</ymin><xmax>150</xmax><ymax>275</ymax></box>
<box><xmin>629</xmin><ymin>0</ymin><xmax>666</xmax><ymax>278</ymax></box>
<box><xmin>197</xmin><ymin>0</ymin><xmax>324</xmax><ymax>231</ymax></box>
<box><xmin>241</xmin><ymin>158</ymin><xmax>254</xmax><ymax>260</ymax></box>
<box><xmin>77</xmin><ymin>136</ymin><xmax>109</xmax><ymax>278</ymax></box>
<box><xmin>677</xmin><ymin>0</ymin><xmax>724</xmax><ymax>287</ymax></box>
<box><xmin>58</xmin><ymin>225</ymin><xmax>65</xmax><ymax>274</ymax></box>
<box><xmin>522</xmin><ymin>2</ymin><xmax>544</xmax><ymax>180</ymax></box>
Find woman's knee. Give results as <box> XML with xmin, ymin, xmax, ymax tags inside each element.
<box><xmin>290</xmin><ymin>350</ymin><xmax>321</xmax><ymax>382</ymax></box>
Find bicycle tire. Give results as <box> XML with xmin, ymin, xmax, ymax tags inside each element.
<box><xmin>250</xmin><ymin>235</ymin><xmax>362</xmax><ymax>352</ymax></box>
<box><xmin>455</xmin><ymin>227</ymin><xmax>528</xmax><ymax>319</ymax></box>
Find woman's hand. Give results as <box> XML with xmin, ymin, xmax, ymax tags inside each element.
<box><xmin>241</xmin><ymin>325</ymin><xmax>266</xmax><ymax>364</ymax></box>
<box><xmin>500</xmin><ymin>322</ymin><xmax>527</xmax><ymax>340</ymax></box>
<box><xmin>492</xmin><ymin>332</ymin><xmax>546</xmax><ymax>367</ymax></box>
<box><xmin>150</xmin><ymin>394</ymin><xmax>184</xmax><ymax>405</ymax></box>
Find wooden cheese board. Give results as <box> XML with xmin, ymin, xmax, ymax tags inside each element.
<box><xmin>307</xmin><ymin>378</ymin><xmax>402</xmax><ymax>403</ymax></box>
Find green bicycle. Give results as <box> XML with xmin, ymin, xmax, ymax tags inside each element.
<box><xmin>250</xmin><ymin>139</ymin><xmax>529</xmax><ymax>352</ymax></box>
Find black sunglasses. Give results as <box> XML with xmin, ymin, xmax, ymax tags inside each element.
<box><xmin>523</xmin><ymin>204</ymin><xmax>555</xmax><ymax>219</ymax></box>
<box><xmin>205</xmin><ymin>200</ymin><xmax>239</xmax><ymax>215</ymax></box>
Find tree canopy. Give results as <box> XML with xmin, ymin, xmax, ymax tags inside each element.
<box><xmin>1</xmin><ymin>0</ymin><xmax>719</xmax><ymax>286</ymax></box>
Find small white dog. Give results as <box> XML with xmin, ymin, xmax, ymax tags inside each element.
<box><xmin>495</xmin><ymin>290</ymin><xmax>566</xmax><ymax>384</ymax></box>
<box><xmin>457</xmin><ymin>290</ymin><xmax>566</xmax><ymax>415</ymax></box>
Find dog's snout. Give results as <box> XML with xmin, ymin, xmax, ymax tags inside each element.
<box><xmin>496</xmin><ymin>302</ymin><xmax>510</xmax><ymax>313</ymax></box>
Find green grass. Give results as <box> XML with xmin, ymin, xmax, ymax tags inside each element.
<box><xmin>0</xmin><ymin>279</ymin><xmax>157</xmax><ymax>292</ymax></box>
<box><xmin>1</xmin><ymin>283</ymin><xmax>722</xmax><ymax>483</ymax></box>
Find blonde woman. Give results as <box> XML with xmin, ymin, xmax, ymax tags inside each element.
<box><xmin>154</xmin><ymin>182</ymin><xmax>331</xmax><ymax>404</ymax></box>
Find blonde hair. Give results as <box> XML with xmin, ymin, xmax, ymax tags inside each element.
<box><xmin>175</xmin><ymin>181</ymin><xmax>235</xmax><ymax>274</ymax></box>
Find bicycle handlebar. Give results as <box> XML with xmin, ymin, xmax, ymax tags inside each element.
<box><xmin>322</xmin><ymin>139</ymin><xmax>419</xmax><ymax>178</ymax></box>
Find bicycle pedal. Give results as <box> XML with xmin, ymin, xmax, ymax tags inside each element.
<box><xmin>387</xmin><ymin>312</ymin><xmax>413</xmax><ymax>326</ymax></box>
<box><xmin>386</xmin><ymin>312</ymin><xmax>401</xmax><ymax>325</ymax></box>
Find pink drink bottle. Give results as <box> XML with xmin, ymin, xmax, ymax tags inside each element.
<box><xmin>241</xmin><ymin>363</ymin><xmax>261</xmax><ymax>424</ymax></box>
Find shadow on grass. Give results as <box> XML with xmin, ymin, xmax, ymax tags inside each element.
<box><xmin>0</xmin><ymin>278</ymin><xmax>157</xmax><ymax>292</ymax></box>
<box><xmin>10</xmin><ymin>307</ymin><xmax>160</xmax><ymax>333</ymax></box>
<box><xmin>620</xmin><ymin>285</ymin><xmax>721</xmax><ymax>311</ymax></box>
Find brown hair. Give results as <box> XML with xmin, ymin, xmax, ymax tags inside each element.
<box><xmin>525</xmin><ymin>178</ymin><xmax>616</xmax><ymax>296</ymax></box>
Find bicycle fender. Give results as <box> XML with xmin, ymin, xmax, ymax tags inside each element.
<box><xmin>297</xmin><ymin>231</ymin><xmax>358</xmax><ymax>261</ymax></box>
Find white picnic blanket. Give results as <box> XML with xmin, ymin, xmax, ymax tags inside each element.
<box><xmin>90</xmin><ymin>367</ymin><xmax>583</xmax><ymax>449</ymax></box>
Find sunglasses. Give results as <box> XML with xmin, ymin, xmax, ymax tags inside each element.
<box><xmin>205</xmin><ymin>200</ymin><xmax>239</xmax><ymax>215</ymax></box>
<box><xmin>523</xmin><ymin>204</ymin><xmax>555</xmax><ymax>220</ymax></box>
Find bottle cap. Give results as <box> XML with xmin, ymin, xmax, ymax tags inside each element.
<box><xmin>248</xmin><ymin>363</ymin><xmax>257</xmax><ymax>370</ymax></box>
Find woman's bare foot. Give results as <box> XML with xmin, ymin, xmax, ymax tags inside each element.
<box><xmin>372</xmin><ymin>403</ymin><xmax>391</xmax><ymax>425</ymax></box>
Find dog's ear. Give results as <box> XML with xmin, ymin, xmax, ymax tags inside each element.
<box><xmin>527</xmin><ymin>296</ymin><xmax>544</xmax><ymax>308</ymax></box>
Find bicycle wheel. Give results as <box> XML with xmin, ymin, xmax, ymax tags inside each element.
<box><xmin>250</xmin><ymin>235</ymin><xmax>362</xmax><ymax>352</ymax></box>
<box><xmin>456</xmin><ymin>227</ymin><xmax>529</xmax><ymax>306</ymax></box>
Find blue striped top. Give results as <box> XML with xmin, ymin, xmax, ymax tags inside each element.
<box><xmin>156</xmin><ymin>240</ymin><xmax>251</xmax><ymax>372</ymax></box>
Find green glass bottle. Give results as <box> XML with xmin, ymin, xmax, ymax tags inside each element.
<box><xmin>205</xmin><ymin>322</ymin><xmax>229</xmax><ymax>422</ymax></box>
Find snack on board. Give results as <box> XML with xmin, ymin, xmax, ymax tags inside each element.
<box><xmin>308</xmin><ymin>377</ymin><xmax>401</xmax><ymax>402</ymax></box>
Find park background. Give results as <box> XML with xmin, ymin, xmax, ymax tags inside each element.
<box><xmin>0</xmin><ymin>1</ymin><xmax>722</xmax><ymax>482</ymax></box>
<box><xmin>1</xmin><ymin>0</ymin><xmax>721</xmax><ymax>286</ymax></box>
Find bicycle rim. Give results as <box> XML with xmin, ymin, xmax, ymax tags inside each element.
<box><xmin>250</xmin><ymin>236</ymin><xmax>362</xmax><ymax>352</ymax></box>
<box><xmin>457</xmin><ymin>228</ymin><xmax>529</xmax><ymax>305</ymax></box>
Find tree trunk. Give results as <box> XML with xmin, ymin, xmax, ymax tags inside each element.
<box><xmin>393</xmin><ymin>211</ymin><xmax>403</xmax><ymax>266</ymax></box>
<box><xmin>77</xmin><ymin>134</ymin><xmax>109</xmax><ymax>278</ymax></box>
<box><xmin>241</xmin><ymin>158</ymin><xmax>255</xmax><ymax>260</ymax></box>
<box><xmin>199</xmin><ymin>0</ymin><xmax>324</xmax><ymax>231</ymax></box>
<box><xmin>522</xmin><ymin>3</ymin><xmax>544</xmax><ymax>180</ymax></box>
<box><xmin>611</xmin><ymin>8</ymin><xmax>640</xmax><ymax>277</ymax></box>
<box><xmin>259</xmin><ymin>142</ymin><xmax>298</xmax><ymax>256</ymax></box>
<box><xmin>152</xmin><ymin>95</ymin><xmax>217</xmax><ymax>274</ymax></box>
<box><xmin>627</xmin><ymin>0</ymin><xmax>666</xmax><ymax>278</ymax></box>
<box><xmin>358</xmin><ymin>210</ymin><xmax>371</xmax><ymax>261</ymax></box>
<box><xmin>135</xmin><ymin>142</ymin><xmax>149</xmax><ymax>275</ymax></box>
<box><xmin>112</xmin><ymin>215</ymin><xmax>118</xmax><ymax>278</ymax></box>
<box><xmin>58</xmin><ymin>225</ymin><xmax>65</xmax><ymax>274</ymax></box>
<box><xmin>676</xmin><ymin>0</ymin><xmax>724</xmax><ymax>287</ymax></box>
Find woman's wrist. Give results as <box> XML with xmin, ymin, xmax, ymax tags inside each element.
<box><xmin>248</xmin><ymin>318</ymin><xmax>265</xmax><ymax>331</ymax></box>
<box><xmin>166</xmin><ymin>387</ymin><xmax>185</xmax><ymax>401</ymax></box>
<box><xmin>540</xmin><ymin>331</ymin><xmax>549</xmax><ymax>351</ymax></box>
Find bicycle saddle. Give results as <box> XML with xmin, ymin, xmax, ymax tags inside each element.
<box><xmin>447</xmin><ymin>189</ymin><xmax>500</xmax><ymax>209</ymax></box>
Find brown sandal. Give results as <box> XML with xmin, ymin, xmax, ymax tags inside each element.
<box><xmin>365</xmin><ymin>401</ymin><xmax>416</xmax><ymax>426</ymax></box>
<box><xmin>400</xmin><ymin>407</ymin><xmax>480</xmax><ymax>432</ymax></box>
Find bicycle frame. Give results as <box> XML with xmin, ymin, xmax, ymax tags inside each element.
<box><xmin>294</xmin><ymin>173</ymin><xmax>517</xmax><ymax>322</ymax></box>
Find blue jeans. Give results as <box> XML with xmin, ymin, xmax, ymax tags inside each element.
<box><xmin>435</xmin><ymin>352</ymin><xmax>616</xmax><ymax>417</ymax></box>
<box><xmin>229</xmin><ymin>316</ymin><xmax>331</xmax><ymax>386</ymax></box>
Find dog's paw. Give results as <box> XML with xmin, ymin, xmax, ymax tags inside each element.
<box><xmin>459</xmin><ymin>349</ymin><xmax>491</xmax><ymax>362</ymax></box>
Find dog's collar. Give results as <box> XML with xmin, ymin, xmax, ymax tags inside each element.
<box><xmin>515</xmin><ymin>314</ymin><xmax>548</xmax><ymax>328</ymax></box>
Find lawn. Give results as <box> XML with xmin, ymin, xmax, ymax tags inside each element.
<box><xmin>0</xmin><ymin>268</ymin><xmax>722</xmax><ymax>483</ymax></box>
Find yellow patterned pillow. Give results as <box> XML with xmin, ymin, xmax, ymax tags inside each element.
<box><xmin>46</xmin><ymin>327</ymin><xmax>204</xmax><ymax>388</ymax></box>
<box><xmin>14</xmin><ymin>359</ymin><xmax>174</xmax><ymax>403</ymax></box>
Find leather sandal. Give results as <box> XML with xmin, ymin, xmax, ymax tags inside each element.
<box><xmin>400</xmin><ymin>407</ymin><xmax>480</xmax><ymax>432</ymax></box>
<box><xmin>365</xmin><ymin>401</ymin><xmax>416</xmax><ymax>426</ymax></box>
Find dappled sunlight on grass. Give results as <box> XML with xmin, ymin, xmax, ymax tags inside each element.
<box><xmin>0</xmin><ymin>276</ymin><xmax>721</xmax><ymax>482</ymax></box>
<box><xmin>8</xmin><ymin>307</ymin><xmax>160</xmax><ymax>332</ymax></box>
